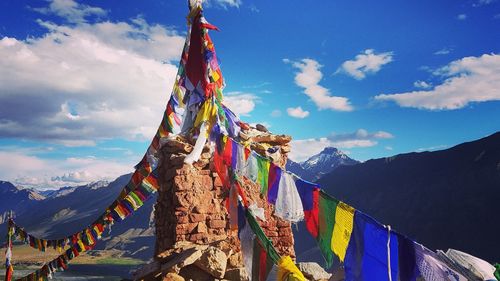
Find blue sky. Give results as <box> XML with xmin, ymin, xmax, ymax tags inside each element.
<box><xmin>0</xmin><ymin>0</ymin><xmax>499</xmax><ymax>189</ymax></box>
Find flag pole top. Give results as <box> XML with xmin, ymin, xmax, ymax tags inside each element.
<box><xmin>187</xmin><ymin>0</ymin><xmax>203</xmax><ymax>24</ymax></box>
<box><xmin>188</xmin><ymin>0</ymin><xmax>203</xmax><ymax>11</ymax></box>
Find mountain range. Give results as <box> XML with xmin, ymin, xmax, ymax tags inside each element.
<box><xmin>0</xmin><ymin>175</ymin><xmax>156</xmax><ymax>261</ymax></box>
<box><xmin>1</xmin><ymin>132</ymin><xmax>499</xmax><ymax>266</ymax></box>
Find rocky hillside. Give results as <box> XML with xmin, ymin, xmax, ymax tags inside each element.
<box><xmin>0</xmin><ymin>181</ymin><xmax>44</xmax><ymax>224</ymax></box>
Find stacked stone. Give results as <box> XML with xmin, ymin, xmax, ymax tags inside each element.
<box><xmin>149</xmin><ymin>125</ymin><xmax>295</xmax><ymax>280</ymax></box>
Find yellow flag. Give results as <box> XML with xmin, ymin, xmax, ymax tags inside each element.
<box><xmin>211</xmin><ymin>69</ymin><xmax>220</xmax><ymax>82</ymax></box>
<box><xmin>277</xmin><ymin>256</ymin><xmax>306</xmax><ymax>281</ymax></box>
<box><xmin>331</xmin><ymin>202</ymin><xmax>355</xmax><ymax>262</ymax></box>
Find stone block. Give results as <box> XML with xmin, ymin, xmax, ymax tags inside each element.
<box><xmin>163</xmin><ymin>272</ymin><xmax>185</xmax><ymax>281</ymax></box>
<box><xmin>224</xmin><ymin>268</ymin><xmax>249</xmax><ymax>281</ymax></box>
<box><xmin>208</xmin><ymin>219</ymin><xmax>226</xmax><ymax>229</ymax></box>
<box><xmin>194</xmin><ymin>246</ymin><xmax>228</xmax><ymax>279</ymax></box>
<box><xmin>179</xmin><ymin>265</ymin><xmax>215</xmax><ymax>281</ymax></box>
<box><xmin>297</xmin><ymin>262</ymin><xmax>332</xmax><ymax>281</ymax></box>
<box><xmin>189</xmin><ymin>213</ymin><xmax>206</xmax><ymax>223</ymax></box>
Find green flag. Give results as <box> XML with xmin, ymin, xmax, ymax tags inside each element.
<box><xmin>317</xmin><ymin>191</ymin><xmax>339</xmax><ymax>268</ymax></box>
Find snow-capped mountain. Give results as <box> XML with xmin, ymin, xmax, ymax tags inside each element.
<box><xmin>286</xmin><ymin>147</ymin><xmax>359</xmax><ymax>181</ymax></box>
<box><xmin>40</xmin><ymin>180</ymin><xmax>110</xmax><ymax>198</ymax></box>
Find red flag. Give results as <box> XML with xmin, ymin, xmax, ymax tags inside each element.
<box><xmin>185</xmin><ymin>14</ymin><xmax>207</xmax><ymax>94</ymax></box>
<box><xmin>4</xmin><ymin>265</ymin><xmax>13</xmax><ymax>281</ymax></box>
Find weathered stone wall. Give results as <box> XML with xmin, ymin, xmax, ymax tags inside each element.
<box><xmin>154</xmin><ymin>127</ymin><xmax>295</xmax><ymax>275</ymax></box>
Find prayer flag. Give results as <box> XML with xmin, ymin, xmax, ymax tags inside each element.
<box><xmin>228</xmin><ymin>183</ymin><xmax>239</xmax><ymax>231</ymax></box>
<box><xmin>235</xmin><ymin>142</ymin><xmax>246</xmax><ymax>174</ymax></box>
<box><xmin>344</xmin><ymin>211</ymin><xmax>399</xmax><ymax>281</ymax></box>
<box><xmin>185</xmin><ymin>13</ymin><xmax>205</xmax><ymax>91</ymax></box>
<box><xmin>4</xmin><ymin>265</ymin><xmax>13</xmax><ymax>281</ymax></box>
<box><xmin>267</xmin><ymin>163</ymin><xmax>281</xmax><ymax>205</ymax></box>
<box><xmin>396</xmin><ymin>233</ymin><xmax>420</xmax><ymax>281</ymax></box>
<box><xmin>295</xmin><ymin>178</ymin><xmax>320</xmax><ymax>238</ymax></box>
<box><xmin>277</xmin><ymin>256</ymin><xmax>306</xmax><ymax>281</ymax></box>
<box><xmin>317</xmin><ymin>192</ymin><xmax>339</xmax><ymax>268</ymax></box>
<box><xmin>222</xmin><ymin>135</ymin><xmax>233</xmax><ymax>167</ymax></box>
<box><xmin>238</xmin><ymin>203</ymin><xmax>274</xmax><ymax>281</ymax></box>
<box><xmin>231</xmin><ymin>138</ymin><xmax>238</xmax><ymax>171</ymax></box>
<box><xmin>244</xmin><ymin>152</ymin><xmax>259</xmax><ymax>182</ymax></box>
<box><xmin>444</xmin><ymin>249</ymin><xmax>498</xmax><ymax>280</ymax></box>
<box><xmin>257</xmin><ymin>156</ymin><xmax>270</xmax><ymax>195</ymax></box>
<box><xmin>414</xmin><ymin>243</ymin><xmax>467</xmax><ymax>281</ymax></box>
<box><xmin>331</xmin><ymin>202</ymin><xmax>355</xmax><ymax>262</ymax></box>
<box><xmin>274</xmin><ymin>172</ymin><xmax>303</xmax><ymax>223</ymax></box>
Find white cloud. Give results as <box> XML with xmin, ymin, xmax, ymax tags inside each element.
<box><xmin>416</xmin><ymin>144</ymin><xmax>448</xmax><ymax>152</ymax></box>
<box><xmin>0</xmin><ymin>150</ymin><xmax>132</xmax><ymax>189</ymax></box>
<box><xmin>206</xmin><ymin>0</ymin><xmax>242</xmax><ymax>8</ymax></box>
<box><xmin>0</xmin><ymin>2</ymin><xmax>185</xmax><ymax>145</ymax></box>
<box><xmin>33</xmin><ymin>0</ymin><xmax>107</xmax><ymax>24</ymax></box>
<box><xmin>54</xmin><ymin>139</ymin><xmax>96</xmax><ymax>147</ymax></box>
<box><xmin>270</xmin><ymin>110</ymin><xmax>282</xmax><ymax>117</ymax></box>
<box><xmin>434</xmin><ymin>48</ymin><xmax>452</xmax><ymax>55</ymax></box>
<box><xmin>474</xmin><ymin>0</ymin><xmax>496</xmax><ymax>6</ymax></box>
<box><xmin>337</xmin><ymin>49</ymin><xmax>393</xmax><ymax>80</ymax></box>
<box><xmin>223</xmin><ymin>92</ymin><xmax>259</xmax><ymax>116</ymax></box>
<box><xmin>287</xmin><ymin>58</ymin><xmax>353</xmax><ymax>111</ymax></box>
<box><xmin>457</xmin><ymin>14</ymin><xmax>467</xmax><ymax>20</ymax></box>
<box><xmin>249</xmin><ymin>4</ymin><xmax>260</xmax><ymax>13</ymax></box>
<box><xmin>413</xmin><ymin>80</ymin><xmax>432</xmax><ymax>89</ymax></box>
<box><xmin>289</xmin><ymin>138</ymin><xmax>331</xmax><ymax>162</ymax></box>
<box><xmin>375</xmin><ymin>53</ymin><xmax>500</xmax><ymax>110</ymax></box>
<box><xmin>286</xmin><ymin>106</ymin><xmax>310</xmax><ymax>118</ymax></box>
<box><xmin>289</xmin><ymin>129</ymin><xmax>393</xmax><ymax>162</ymax></box>
<box><xmin>328</xmin><ymin>129</ymin><xmax>393</xmax><ymax>148</ymax></box>
<box><xmin>51</xmin><ymin>171</ymin><xmax>95</xmax><ymax>183</ymax></box>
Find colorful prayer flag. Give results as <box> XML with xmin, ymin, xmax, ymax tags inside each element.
<box><xmin>257</xmin><ymin>156</ymin><xmax>270</xmax><ymax>195</ymax></box>
<box><xmin>331</xmin><ymin>201</ymin><xmax>355</xmax><ymax>262</ymax></box>
<box><xmin>295</xmin><ymin>178</ymin><xmax>320</xmax><ymax>238</ymax></box>
<box><xmin>317</xmin><ymin>192</ymin><xmax>339</xmax><ymax>268</ymax></box>
<box><xmin>267</xmin><ymin>163</ymin><xmax>281</xmax><ymax>205</ymax></box>
<box><xmin>277</xmin><ymin>256</ymin><xmax>306</xmax><ymax>281</ymax></box>
<box><xmin>238</xmin><ymin>203</ymin><xmax>274</xmax><ymax>281</ymax></box>
<box><xmin>414</xmin><ymin>243</ymin><xmax>467</xmax><ymax>281</ymax></box>
<box><xmin>343</xmin><ymin>211</ymin><xmax>399</xmax><ymax>281</ymax></box>
<box><xmin>274</xmin><ymin>172</ymin><xmax>303</xmax><ymax>223</ymax></box>
<box><xmin>396</xmin><ymin>233</ymin><xmax>420</xmax><ymax>281</ymax></box>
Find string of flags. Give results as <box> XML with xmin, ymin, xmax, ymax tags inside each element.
<box><xmin>4</xmin><ymin>169</ymin><xmax>160</xmax><ymax>281</ymax></box>
<box><xmin>210</xmin><ymin>131</ymin><xmax>498</xmax><ymax>281</ymax></box>
<box><xmin>3</xmin><ymin>1</ymin><xmax>498</xmax><ymax>281</ymax></box>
